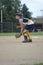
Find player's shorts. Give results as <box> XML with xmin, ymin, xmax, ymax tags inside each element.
<box><xmin>25</xmin><ymin>24</ymin><xmax>34</xmax><ymax>32</ymax></box>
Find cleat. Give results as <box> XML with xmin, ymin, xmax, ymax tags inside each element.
<box><xmin>23</xmin><ymin>41</ymin><xmax>28</xmax><ymax>43</ymax></box>
<box><xmin>22</xmin><ymin>39</ymin><xmax>32</xmax><ymax>43</ymax></box>
<box><xmin>22</xmin><ymin>40</ymin><xmax>29</xmax><ymax>43</ymax></box>
<box><xmin>29</xmin><ymin>39</ymin><xmax>32</xmax><ymax>42</ymax></box>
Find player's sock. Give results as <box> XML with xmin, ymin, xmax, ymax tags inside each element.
<box><xmin>23</xmin><ymin>33</ymin><xmax>28</xmax><ymax>41</ymax></box>
<box><xmin>25</xmin><ymin>31</ymin><xmax>32</xmax><ymax>40</ymax></box>
<box><xmin>24</xmin><ymin>36</ymin><xmax>27</xmax><ymax>41</ymax></box>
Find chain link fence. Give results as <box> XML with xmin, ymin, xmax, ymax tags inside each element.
<box><xmin>0</xmin><ymin>22</ymin><xmax>20</xmax><ymax>33</ymax></box>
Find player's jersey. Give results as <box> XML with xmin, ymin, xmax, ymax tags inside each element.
<box><xmin>23</xmin><ymin>18</ymin><xmax>34</xmax><ymax>25</ymax></box>
<box><xmin>23</xmin><ymin>18</ymin><xmax>28</xmax><ymax>23</ymax></box>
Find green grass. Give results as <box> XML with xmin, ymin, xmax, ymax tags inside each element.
<box><xmin>0</xmin><ymin>33</ymin><xmax>16</xmax><ymax>36</ymax></box>
<box><xmin>30</xmin><ymin>32</ymin><xmax>43</xmax><ymax>35</ymax></box>
<box><xmin>34</xmin><ymin>63</ymin><xmax>43</xmax><ymax>65</ymax></box>
<box><xmin>20</xmin><ymin>63</ymin><xmax>43</xmax><ymax>65</ymax></box>
<box><xmin>0</xmin><ymin>32</ymin><xmax>43</xmax><ymax>36</ymax></box>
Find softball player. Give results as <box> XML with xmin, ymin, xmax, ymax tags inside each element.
<box><xmin>16</xmin><ymin>13</ymin><xmax>34</xmax><ymax>42</ymax></box>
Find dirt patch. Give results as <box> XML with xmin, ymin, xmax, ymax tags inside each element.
<box><xmin>0</xmin><ymin>36</ymin><xmax>43</xmax><ymax>65</ymax></box>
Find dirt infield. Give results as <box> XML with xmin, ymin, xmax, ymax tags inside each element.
<box><xmin>0</xmin><ymin>36</ymin><xmax>43</xmax><ymax>65</ymax></box>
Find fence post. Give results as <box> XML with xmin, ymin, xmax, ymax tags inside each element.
<box><xmin>1</xmin><ymin>9</ymin><xmax>3</xmax><ymax>32</ymax></box>
<box><xmin>12</xmin><ymin>22</ymin><xmax>13</xmax><ymax>32</ymax></box>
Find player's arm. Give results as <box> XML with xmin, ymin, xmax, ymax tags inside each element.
<box><xmin>19</xmin><ymin>19</ymin><xmax>25</xmax><ymax>33</ymax></box>
<box><xmin>16</xmin><ymin>26</ymin><xmax>21</xmax><ymax>29</ymax></box>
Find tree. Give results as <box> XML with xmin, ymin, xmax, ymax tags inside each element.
<box><xmin>0</xmin><ymin>0</ymin><xmax>21</xmax><ymax>22</ymax></box>
<box><xmin>21</xmin><ymin>4</ymin><xmax>32</xmax><ymax>19</ymax></box>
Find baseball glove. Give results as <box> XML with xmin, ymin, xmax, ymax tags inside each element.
<box><xmin>15</xmin><ymin>33</ymin><xmax>22</xmax><ymax>38</ymax></box>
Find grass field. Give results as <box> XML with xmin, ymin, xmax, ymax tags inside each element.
<box><xmin>34</xmin><ymin>63</ymin><xmax>43</xmax><ymax>65</ymax></box>
<box><xmin>20</xmin><ymin>63</ymin><xmax>43</xmax><ymax>65</ymax></box>
<box><xmin>0</xmin><ymin>32</ymin><xmax>43</xmax><ymax>36</ymax></box>
<box><xmin>0</xmin><ymin>32</ymin><xmax>43</xmax><ymax>65</ymax></box>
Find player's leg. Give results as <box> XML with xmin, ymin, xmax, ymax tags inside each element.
<box><xmin>23</xmin><ymin>30</ymin><xmax>32</xmax><ymax>42</ymax></box>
